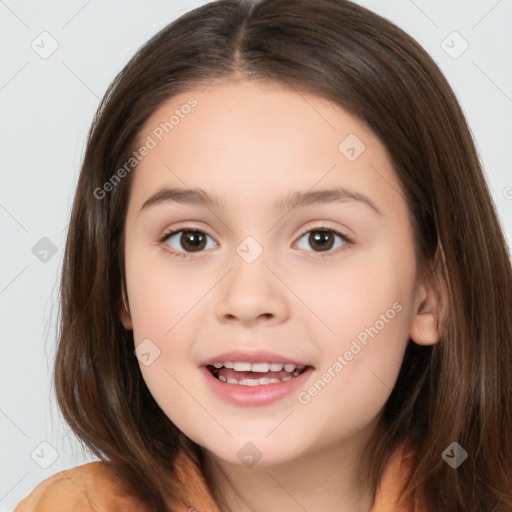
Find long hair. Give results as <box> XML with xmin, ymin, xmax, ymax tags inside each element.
<box><xmin>55</xmin><ymin>1</ymin><xmax>512</xmax><ymax>510</ymax></box>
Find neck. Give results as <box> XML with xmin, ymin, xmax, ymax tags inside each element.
<box><xmin>202</xmin><ymin>428</ymin><xmax>376</xmax><ymax>512</ymax></box>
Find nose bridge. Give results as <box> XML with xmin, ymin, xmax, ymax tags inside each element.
<box><xmin>215</xmin><ymin>235</ymin><xmax>288</xmax><ymax>324</ymax></box>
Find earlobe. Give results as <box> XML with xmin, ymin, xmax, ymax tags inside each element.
<box><xmin>409</xmin><ymin>273</ymin><xmax>445</xmax><ymax>346</ymax></box>
<box><xmin>409</xmin><ymin>311</ymin><xmax>440</xmax><ymax>345</ymax></box>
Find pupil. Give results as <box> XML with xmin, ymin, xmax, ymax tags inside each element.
<box><xmin>310</xmin><ymin>231</ymin><xmax>334</xmax><ymax>251</ymax></box>
<box><xmin>182</xmin><ymin>231</ymin><xmax>206</xmax><ymax>251</ymax></box>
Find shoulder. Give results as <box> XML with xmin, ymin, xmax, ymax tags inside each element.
<box><xmin>15</xmin><ymin>461</ymin><xmax>148</xmax><ymax>512</ymax></box>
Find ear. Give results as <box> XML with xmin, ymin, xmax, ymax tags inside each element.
<box><xmin>409</xmin><ymin>269</ymin><xmax>446</xmax><ymax>346</ymax></box>
<box><xmin>119</xmin><ymin>280</ymin><xmax>133</xmax><ymax>330</ymax></box>
<box><xmin>119</xmin><ymin>302</ymin><xmax>133</xmax><ymax>330</ymax></box>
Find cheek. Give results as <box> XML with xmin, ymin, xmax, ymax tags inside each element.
<box><xmin>302</xmin><ymin>241</ymin><xmax>415</xmax><ymax>342</ymax></box>
<box><xmin>126</xmin><ymin>244</ymin><xmax>210</xmax><ymax>339</ymax></box>
<box><xmin>296</xmin><ymin>244</ymin><xmax>414</xmax><ymax>419</ymax></box>
<box><xmin>126</xmin><ymin>247</ymin><xmax>214</xmax><ymax>427</ymax></box>
<box><xmin>295</xmin><ymin>299</ymin><xmax>410</xmax><ymax>446</ymax></box>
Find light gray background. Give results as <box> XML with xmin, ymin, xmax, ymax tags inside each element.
<box><xmin>1</xmin><ymin>1</ymin><xmax>511</xmax><ymax>510</ymax></box>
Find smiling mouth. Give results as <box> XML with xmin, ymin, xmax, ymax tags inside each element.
<box><xmin>206</xmin><ymin>362</ymin><xmax>310</xmax><ymax>386</ymax></box>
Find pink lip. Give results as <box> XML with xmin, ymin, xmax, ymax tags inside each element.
<box><xmin>199</xmin><ymin>350</ymin><xmax>310</xmax><ymax>367</ymax></box>
<box><xmin>200</xmin><ymin>365</ymin><xmax>314</xmax><ymax>406</ymax></box>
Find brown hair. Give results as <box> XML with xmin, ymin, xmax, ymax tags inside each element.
<box><xmin>55</xmin><ymin>0</ymin><xmax>512</xmax><ymax>510</ymax></box>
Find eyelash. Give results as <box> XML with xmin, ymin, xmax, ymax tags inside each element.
<box><xmin>159</xmin><ymin>225</ymin><xmax>353</xmax><ymax>259</ymax></box>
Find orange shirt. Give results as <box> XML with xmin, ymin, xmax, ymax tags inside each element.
<box><xmin>15</xmin><ymin>441</ymin><xmax>426</xmax><ymax>511</ymax></box>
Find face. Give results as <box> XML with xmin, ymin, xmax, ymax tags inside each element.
<box><xmin>121</xmin><ymin>80</ymin><xmax>438</xmax><ymax>467</ymax></box>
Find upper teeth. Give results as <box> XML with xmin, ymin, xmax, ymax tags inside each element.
<box><xmin>212</xmin><ymin>362</ymin><xmax>304</xmax><ymax>373</ymax></box>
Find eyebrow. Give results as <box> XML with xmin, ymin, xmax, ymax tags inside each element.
<box><xmin>138</xmin><ymin>186</ymin><xmax>382</xmax><ymax>216</ymax></box>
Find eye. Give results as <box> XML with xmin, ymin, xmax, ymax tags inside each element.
<box><xmin>295</xmin><ymin>227</ymin><xmax>351</xmax><ymax>255</ymax></box>
<box><xmin>160</xmin><ymin>225</ymin><xmax>352</xmax><ymax>259</ymax></box>
<box><xmin>160</xmin><ymin>228</ymin><xmax>217</xmax><ymax>258</ymax></box>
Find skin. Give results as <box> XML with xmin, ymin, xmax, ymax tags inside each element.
<box><xmin>120</xmin><ymin>80</ymin><xmax>441</xmax><ymax>512</ymax></box>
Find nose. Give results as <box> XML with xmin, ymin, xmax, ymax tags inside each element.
<box><xmin>215</xmin><ymin>252</ymin><xmax>289</xmax><ymax>327</ymax></box>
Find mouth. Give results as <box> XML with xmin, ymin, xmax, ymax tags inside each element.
<box><xmin>199</xmin><ymin>350</ymin><xmax>315</xmax><ymax>405</ymax></box>
<box><xmin>206</xmin><ymin>361</ymin><xmax>310</xmax><ymax>386</ymax></box>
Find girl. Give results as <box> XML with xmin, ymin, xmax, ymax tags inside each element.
<box><xmin>16</xmin><ymin>0</ymin><xmax>512</xmax><ymax>511</ymax></box>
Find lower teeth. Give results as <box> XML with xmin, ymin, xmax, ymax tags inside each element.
<box><xmin>215</xmin><ymin>370</ymin><xmax>302</xmax><ymax>386</ymax></box>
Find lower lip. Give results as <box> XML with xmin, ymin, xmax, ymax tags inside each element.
<box><xmin>199</xmin><ymin>366</ymin><xmax>314</xmax><ymax>406</ymax></box>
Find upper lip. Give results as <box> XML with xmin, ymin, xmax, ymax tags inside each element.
<box><xmin>199</xmin><ymin>350</ymin><xmax>311</xmax><ymax>367</ymax></box>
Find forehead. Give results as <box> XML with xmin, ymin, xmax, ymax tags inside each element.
<box><xmin>128</xmin><ymin>80</ymin><xmax>404</xmax><ymax>216</ymax></box>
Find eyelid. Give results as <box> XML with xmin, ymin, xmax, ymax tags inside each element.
<box><xmin>295</xmin><ymin>222</ymin><xmax>353</xmax><ymax>242</ymax></box>
<box><xmin>159</xmin><ymin>223</ymin><xmax>352</xmax><ymax>243</ymax></box>
<box><xmin>159</xmin><ymin>222</ymin><xmax>217</xmax><ymax>243</ymax></box>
